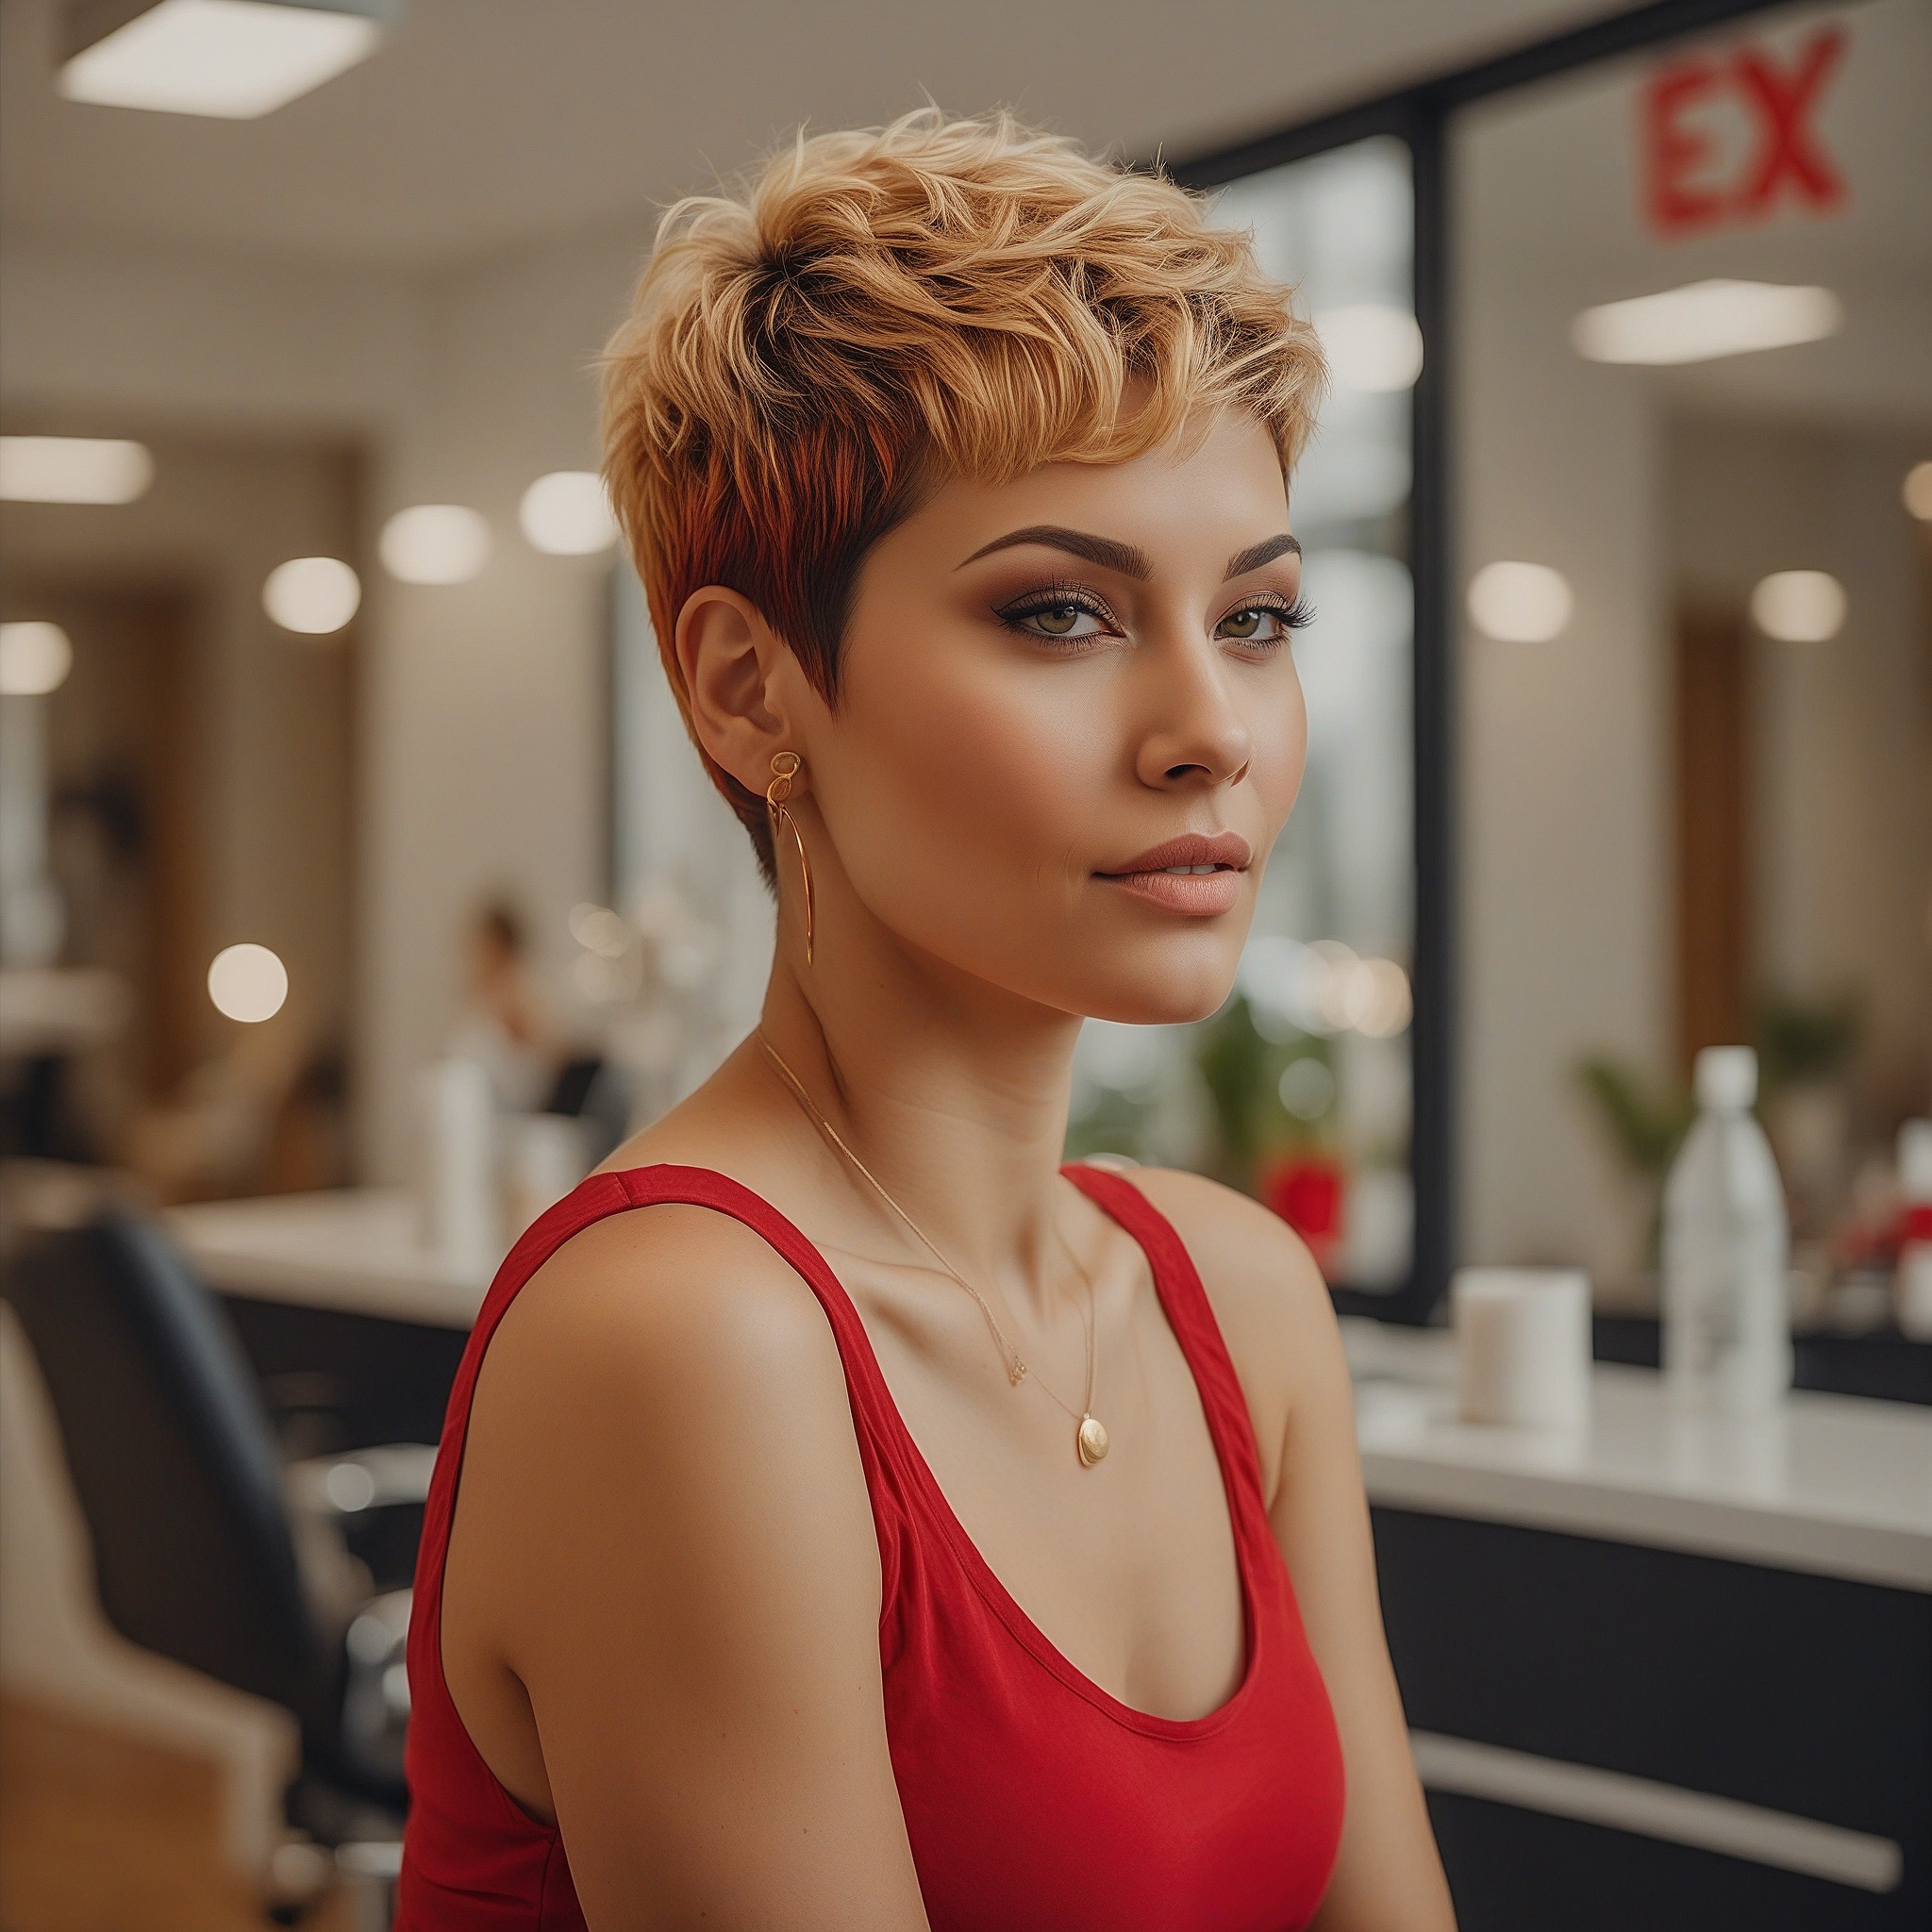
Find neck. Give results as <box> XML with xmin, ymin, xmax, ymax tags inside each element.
<box><xmin>757</xmin><ymin>932</ymin><xmax>1083</xmax><ymax>1310</ymax></box>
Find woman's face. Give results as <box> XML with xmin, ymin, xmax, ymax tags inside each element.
<box><xmin>794</xmin><ymin>411</ymin><xmax>1307</xmax><ymax>1025</ymax></box>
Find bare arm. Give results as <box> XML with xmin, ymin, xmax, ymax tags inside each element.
<box><xmin>1133</xmin><ymin>1172</ymin><xmax>1456</xmax><ymax>1932</ymax></box>
<box><xmin>441</xmin><ymin>1206</ymin><xmax>931</xmax><ymax>1931</ymax></box>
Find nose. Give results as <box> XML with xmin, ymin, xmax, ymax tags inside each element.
<box><xmin>1132</xmin><ymin>639</ymin><xmax>1255</xmax><ymax>791</ymax></box>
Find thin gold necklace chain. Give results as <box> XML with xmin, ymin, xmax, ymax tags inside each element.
<box><xmin>757</xmin><ymin>1030</ymin><xmax>1097</xmax><ymax>1425</ymax></box>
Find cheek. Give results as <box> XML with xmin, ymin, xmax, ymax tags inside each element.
<box><xmin>830</xmin><ymin>625</ymin><xmax>1120</xmax><ymax>911</ymax></box>
<box><xmin>1255</xmin><ymin>666</ymin><xmax>1310</xmax><ymax>825</ymax></box>
<box><xmin>839</xmin><ymin>645</ymin><xmax>1100</xmax><ymax>883</ymax></box>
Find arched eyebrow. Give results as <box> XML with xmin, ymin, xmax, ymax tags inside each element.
<box><xmin>958</xmin><ymin>525</ymin><xmax>1301</xmax><ymax>582</ymax></box>
<box><xmin>1224</xmin><ymin>534</ymin><xmax>1301</xmax><ymax>577</ymax></box>
<box><xmin>958</xmin><ymin>525</ymin><xmax>1151</xmax><ymax>578</ymax></box>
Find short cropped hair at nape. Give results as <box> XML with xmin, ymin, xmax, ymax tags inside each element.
<box><xmin>600</xmin><ymin>108</ymin><xmax>1326</xmax><ymax>877</ymax></box>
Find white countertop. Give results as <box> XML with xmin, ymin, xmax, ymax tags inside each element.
<box><xmin>1343</xmin><ymin>1319</ymin><xmax>1932</xmax><ymax>1593</ymax></box>
<box><xmin>168</xmin><ymin>1188</ymin><xmax>493</xmax><ymax>1330</ymax></box>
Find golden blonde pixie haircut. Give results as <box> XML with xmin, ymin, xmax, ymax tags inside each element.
<box><xmin>602</xmin><ymin>108</ymin><xmax>1326</xmax><ymax>875</ymax></box>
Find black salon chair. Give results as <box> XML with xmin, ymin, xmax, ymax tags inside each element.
<box><xmin>2</xmin><ymin>1208</ymin><xmax>430</xmax><ymax>1922</ymax></box>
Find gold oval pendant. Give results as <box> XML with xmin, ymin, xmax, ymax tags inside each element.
<box><xmin>1076</xmin><ymin>1414</ymin><xmax>1109</xmax><ymax>1467</ymax></box>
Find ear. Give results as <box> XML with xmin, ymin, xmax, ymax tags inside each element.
<box><xmin>673</xmin><ymin>586</ymin><xmax>802</xmax><ymax>795</ymax></box>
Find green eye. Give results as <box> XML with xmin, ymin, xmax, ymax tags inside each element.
<box><xmin>1030</xmin><ymin>605</ymin><xmax>1082</xmax><ymax>636</ymax></box>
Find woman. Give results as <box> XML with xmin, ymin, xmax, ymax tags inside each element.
<box><xmin>399</xmin><ymin>110</ymin><xmax>1456</xmax><ymax>1931</ymax></box>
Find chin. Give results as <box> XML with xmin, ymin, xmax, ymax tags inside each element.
<box><xmin>1066</xmin><ymin>942</ymin><xmax>1243</xmax><ymax>1028</ymax></box>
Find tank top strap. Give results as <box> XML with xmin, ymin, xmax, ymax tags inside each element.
<box><xmin>1059</xmin><ymin>1163</ymin><xmax>1275</xmax><ymax>1543</ymax></box>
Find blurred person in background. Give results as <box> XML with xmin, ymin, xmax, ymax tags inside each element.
<box><xmin>403</xmin><ymin>111</ymin><xmax>1454</xmax><ymax>1932</ymax></box>
<box><xmin>449</xmin><ymin>898</ymin><xmax>566</xmax><ymax>1114</ymax></box>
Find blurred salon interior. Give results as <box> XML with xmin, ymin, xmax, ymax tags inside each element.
<box><xmin>1</xmin><ymin>0</ymin><xmax>1927</xmax><ymax>1925</ymax></box>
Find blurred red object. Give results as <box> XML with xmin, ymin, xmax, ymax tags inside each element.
<box><xmin>1260</xmin><ymin>1154</ymin><xmax>1345</xmax><ymax>1276</ymax></box>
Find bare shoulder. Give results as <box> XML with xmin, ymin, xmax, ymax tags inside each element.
<box><xmin>486</xmin><ymin>1196</ymin><xmax>849</xmax><ymax>1409</ymax></box>
<box><xmin>1115</xmin><ymin>1165</ymin><xmax>1347</xmax><ymax>1500</ymax></box>
<box><xmin>1121</xmin><ymin>1163</ymin><xmax>1336</xmax><ymax>1353</ymax></box>
<box><xmin>455</xmin><ymin>1197</ymin><xmax>879</xmax><ymax>1662</ymax></box>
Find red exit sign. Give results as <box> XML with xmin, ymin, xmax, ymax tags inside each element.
<box><xmin>1641</xmin><ymin>25</ymin><xmax>1848</xmax><ymax>238</ymax></box>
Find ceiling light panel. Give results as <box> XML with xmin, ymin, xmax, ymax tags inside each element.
<box><xmin>0</xmin><ymin>436</ymin><xmax>153</xmax><ymax>503</ymax></box>
<box><xmin>1751</xmin><ymin>571</ymin><xmax>1845</xmax><ymax>642</ymax></box>
<box><xmin>1314</xmin><ymin>305</ymin><xmax>1424</xmax><ymax>393</ymax></box>
<box><xmin>1467</xmin><ymin>561</ymin><xmax>1573</xmax><ymax>642</ymax></box>
<box><xmin>520</xmin><ymin>472</ymin><xmax>618</xmax><ymax>556</ymax></box>
<box><xmin>1572</xmin><ymin>281</ymin><xmax>1840</xmax><ymax>366</ymax></box>
<box><xmin>380</xmin><ymin>505</ymin><xmax>491</xmax><ymax>585</ymax></box>
<box><xmin>58</xmin><ymin>0</ymin><xmax>391</xmax><ymax>121</ymax></box>
<box><xmin>263</xmin><ymin>556</ymin><xmax>360</xmax><ymax>633</ymax></box>
<box><xmin>0</xmin><ymin>623</ymin><xmax>75</xmax><ymax>696</ymax></box>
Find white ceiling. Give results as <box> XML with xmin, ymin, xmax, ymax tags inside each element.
<box><xmin>1</xmin><ymin>0</ymin><xmax>1622</xmax><ymax>269</ymax></box>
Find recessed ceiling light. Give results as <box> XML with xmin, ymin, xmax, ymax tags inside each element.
<box><xmin>1467</xmin><ymin>561</ymin><xmax>1573</xmax><ymax>642</ymax></box>
<box><xmin>1312</xmin><ymin>305</ymin><xmax>1424</xmax><ymax>393</ymax></box>
<box><xmin>0</xmin><ymin>436</ymin><xmax>153</xmax><ymax>504</ymax></box>
<box><xmin>58</xmin><ymin>0</ymin><xmax>394</xmax><ymax>121</ymax></box>
<box><xmin>380</xmin><ymin>505</ymin><xmax>491</xmax><ymax>585</ymax></box>
<box><xmin>1750</xmin><ymin>571</ymin><xmax>1844</xmax><ymax>642</ymax></box>
<box><xmin>1573</xmin><ymin>280</ymin><xmax>1840</xmax><ymax>366</ymax></box>
<box><xmin>520</xmin><ymin>472</ymin><xmax>618</xmax><ymax>556</ymax></box>
<box><xmin>0</xmin><ymin>623</ymin><xmax>75</xmax><ymax>696</ymax></box>
<box><xmin>207</xmin><ymin>942</ymin><xmax>289</xmax><ymax>1023</ymax></box>
<box><xmin>263</xmin><ymin>557</ymin><xmax>360</xmax><ymax>633</ymax></box>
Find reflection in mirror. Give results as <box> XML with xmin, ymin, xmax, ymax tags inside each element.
<box><xmin>1456</xmin><ymin>0</ymin><xmax>1931</xmax><ymax>1326</ymax></box>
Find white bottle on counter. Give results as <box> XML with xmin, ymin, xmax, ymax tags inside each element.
<box><xmin>1897</xmin><ymin>1120</ymin><xmax>1932</xmax><ymax>1343</ymax></box>
<box><xmin>420</xmin><ymin>1055</ymin><xmax>503</xmax><ymax>1275</ymax></box>
<box><xmin>1663</xmin><ymin>1046</ymin><xmax>1791</xmax><ymax>1414</ymax></box>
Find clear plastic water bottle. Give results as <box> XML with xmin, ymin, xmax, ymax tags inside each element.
<box><xmin>1662</xmin><ymin>1046</ymin><xmax>1791</xmax><ymax>1414</ymax></box>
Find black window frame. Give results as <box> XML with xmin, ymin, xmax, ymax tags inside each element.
<box><xmin>1167</xmin><ymin>0</ymin><xmax>1788</xmax><ymax>1324</ymax></box>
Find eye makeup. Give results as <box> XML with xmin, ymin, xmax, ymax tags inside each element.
<box><xmin>991</xmin><ymin>581</ymin><xmax>1315</xmax><ymax>650</ymax></box>
<box><xmin>1213</xmin><ymin>591</ymin><xmax>1315</xmax><ymax>645</ymax></box>
<box><xmin>991</xmin><ymin>581</ymin><xmax>1124</xmax><ymax>644</ymax></box>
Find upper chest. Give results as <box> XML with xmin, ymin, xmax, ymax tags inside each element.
<box><xmin>828</xmin><ymin>1236</ymin><xmax>1254</xmax><ymax>1722</ymax></box>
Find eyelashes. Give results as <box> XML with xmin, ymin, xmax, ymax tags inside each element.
<box><xmin>1232</xmin><ymin>594</ymin><xmax>1316</xmax><ymax>640</ymax></box>
<box><xmin>993</xmin><ymin>582</ymin><xmax>1120</xmax><ymax>643</ymax></box>
<box><xmin>992</xmin><ymin>581</ymin><xmax>1314</xmax><ymax>649</ymax></box>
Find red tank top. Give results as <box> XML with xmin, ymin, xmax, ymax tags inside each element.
<box><xmin>398</xmin><ymin>1163</ymin><xmax>1345</xmax><ymax>1931</ymax></box>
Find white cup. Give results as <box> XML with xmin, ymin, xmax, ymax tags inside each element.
<box><xmin>1454</xmin><ymin>1267</ymin><xmax>1592</xmax><ymax>1428</ymax></box>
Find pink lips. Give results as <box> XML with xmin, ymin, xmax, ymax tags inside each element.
<box><xmin>1096</xmin><ymin>831</ymin><xmax>1253</xmax><ymax>918</ymax></box>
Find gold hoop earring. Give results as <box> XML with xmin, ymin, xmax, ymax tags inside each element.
<box><xmin>766</xmin><ymin>751</ymin><xmax>815</xmax><ymax>966</ymax></box>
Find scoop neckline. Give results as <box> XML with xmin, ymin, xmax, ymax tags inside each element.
<box><xmin>617</xmin><ymin>1160</ymin><xmax>1269</xmax><ymax>1742</ymax></box>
